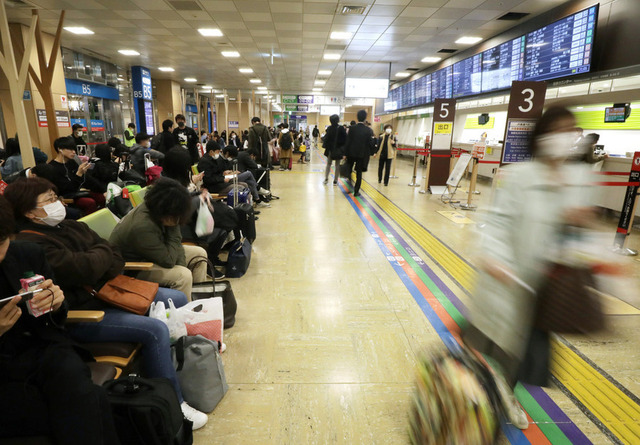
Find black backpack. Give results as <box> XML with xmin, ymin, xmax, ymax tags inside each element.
<box><xmin>280</xmin><ymin>132</ymin><xmax>292</xmax><ymax>149</ymax></box>
<box><xmin>104</xmin><ymin>375</ymin><xmax>193</xmax><ymax>445</ymax></box>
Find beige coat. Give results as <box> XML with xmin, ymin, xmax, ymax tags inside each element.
<box><xmin>470</xmin><ymin>160</ymin><xmax>594</xmax><ymax>359</ymax></box>
<box><xmin>376</xmin><ymin>133</ymin><xmax>396</xmax><ymax>159</ymax></box>
<box><xmin>278</xmin><ymin>130</ymin><xmax>293</xmax><ymax>158</ymax></box>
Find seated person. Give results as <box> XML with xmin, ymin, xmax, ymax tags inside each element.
<box><xmin>0</xmin><ymin>138</ymin><xmax>23</xmax><ymax>178</ymax></box>
<box><xmin>163</xmin><ymin>148</ymin><xmax>230</xmax><ymax>276</ymax></box>
<box><xmin>0</xmin><ymin>196</ymin><xmax>120</xmax><ymax>443</ymax></box>
<box><xmin>91</xmin><ymin>143</ymin><xmax>119</xmax><ymax>192</ymax></box>
<box><xmin>109</xmin><ymin>178</ymin><xmax>208</xmax><ymax>298</ymax></box>
<box><xmin>48</xmin><ymin>136</ymin><xmax>105</xmax><ymax>215</ymax></box>
<box><xmin>221</xmin><ymin>146</ymin><xmax>271</xmax><ymax>207</ymax></box>
<box><xmin>130</xmin><ymin>132</ymin><xmax>165</xmax><ymax>175</ymax></box>
<box><xmin>237</xmin><ymin>148</ymin><xmax>272</xmax><ymax>191</ymax></box>
<box><xmin>4</xmin><ymin>178</ymin><xmax>208</xmax><ymax>430</ymax></box>
<box><xmin>108</xmin><ymin>136</ymin><xmax>129</xmax><ymax>162</ymax></box>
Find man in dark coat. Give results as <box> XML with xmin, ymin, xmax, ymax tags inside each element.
<box><xmin>343</xmin><ymin>109</ymin><xmax>374</xmax><ymax>197</ymax></box>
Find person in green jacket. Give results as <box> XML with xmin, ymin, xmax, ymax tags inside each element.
<box><xmin>124</xmin><ymin>122</ymin><xmax>136</xmax><ymax>148</ymax></box>
<box><xmin>109</xmin><ymin>178</ymin><xmax>207</xmax><ymax>298</ymax></box>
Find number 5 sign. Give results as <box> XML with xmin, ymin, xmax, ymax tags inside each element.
<box><xmin>501</xmin><ymin>81</ymin><xmax>547</xmax><ymax>165</ymax></box>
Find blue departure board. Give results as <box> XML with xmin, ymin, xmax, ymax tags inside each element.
<box><xmin>402</xmin><ymin>81</ymin><xmax>415</xmax><ymax>109</ymax></box>
<box><xmin>415</xmin><ymin>74</ymin><xmax>431</xmax><ymax>106</ymax></box>
<box><xmin>481</xmin><ymin>36</ymin><xmax>525</xmax><ymax>93</ymax></box>
<box><xmin>524</xmin><ymin>6</ymin><xmax>597</xmax><ymax>82</ymax></box>
<box><xmin>453</xmin><ymin>54</ymin><xmax>482</xmax><ymax>98</ymax></box>
<box><xmin>431</xmin><ymin>66</ymin><xmax>452</xmax><ymax>100</ymax></box>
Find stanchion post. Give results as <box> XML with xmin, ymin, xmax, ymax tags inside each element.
<box><xmin>459</xmin><ymin>157</ymin><xmax>478</xmax><ymax>210</ymax></box>
<box><xmin>613</xmin><ymin>151</ymin><xmax>640</xmax><ymax>255</ymax></box>
<box><xmin>419</xmin><ymin>151</ymin><xmax>431</xmax><ymax>194</ymax></box>
<box><xmin>408</xmin><ymin>149</ymin><xmax>420</xmax><ymax>187</ymax></box>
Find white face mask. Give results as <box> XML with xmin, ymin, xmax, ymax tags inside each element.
<box><xmin>144</xmin><ymin>141</ymin><xmax>151</xmax><ymax>148</ymax></box>
<box><xmin>213</xmin><ymin>153</ymin><xmax>220</xmax><ymax>160</ymax></box>
<box><xmin>36</xmin><ymin>201</ymin><xmax>66</xmax><ymax>226</ymax></box>
<box><xmin>385</xmin><ymin>128</ymin><xmax>392</xmax><ymax>134</ymax></box>
<box><xmin>536</xmin><ymin>132</ymin><xmax>576</xmax><ymax>160</ymax></box>
<box><xmin>76</xmin><ymin>131</ymin><xmax>83</xmax><ymax>137</ymax></box>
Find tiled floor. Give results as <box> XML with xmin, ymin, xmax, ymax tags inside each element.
<box><xmin>194</xmin><ymin>151</ymin><xmax>639</xmax><ymax>444</ymax></box>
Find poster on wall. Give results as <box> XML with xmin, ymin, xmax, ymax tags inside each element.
<box><xmin>228</xmin><ymin>121</ymin><xmax>239</xmax><ymax>128</ymax></box>
<box><xmin>90</xmin><ymin>119</ymin><xmax>105</xmax><ymax>132</ymax></box>
<box><xmin>70</xmin><ymin>118</ymin><xmax>87</xmax><ymax>130</ymax></box>
<box><xmin>501</xmin><ymin>81</ymin><xmax>546</xmax><ymax>164</ymax></box>
<box><xmin>36</xmin><ymin>109</ymin><xmax>70</xmax><ymax>127</ymax></box>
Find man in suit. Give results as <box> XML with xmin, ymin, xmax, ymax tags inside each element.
<box><xmin>343</xmin><ymin>110</ymin><xmax>374</xmax><ymax>197</ymax></box>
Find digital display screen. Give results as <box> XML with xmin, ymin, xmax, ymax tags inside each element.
<box><xmin>383</xmin><ymin>88</ymin><xmax>398</xmax><ymax>112</ymax></box>
<box><xmin>431</xmin><ymin>66</ymin><xmax>452</xmax><ymax>100</ymax></box>
<box><xmin>481</xmin><ymin>36</ymin><xmax>525</xmax><ymax>93</ymax></box>
<box><xmin>452</xmin><ymin>54</ymin><xmax>482</xmax><ymax>98</ymax></box>
<box><xmin>401</xmin><ymin>81</ymin><xmax>415</xmax><ymax>109</ymax></box>
<box><xmin>143</xmin><ymin>100</ymin><xmax>154</xmax><ymax>135</ymax></box>
<box><xmin>604</xmin><ymin>107</ymin><xmax>626</xmax><ymax>123</ymax></box>
<box><xmin>523</xmin><ymin>6</ymin><xmax>597</xmax><ymax>82</ymax></box>
<box><xmin>415</xmin><ymin>74</ymin><xmax>431</xmax><ymax>106</ymax></box>
<box><xmin>344</xmin><ymin>77</ymin><xmax>389</xmax><ymax>98</ymax></box>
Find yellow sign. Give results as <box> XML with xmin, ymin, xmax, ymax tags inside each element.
<box><xmin>464</xmin><ymin>116</ymin><xmax>495</xmax><ymax>129</ymax></box>
<box><xmin>434</xmin><ymin>123</ymin><xmax>452</xmax><ymax>134</ymax></box>
<box><xmin>437</xmin><ymin>211</ymin><xmax>475</xmax><ymax>224</ymax></box>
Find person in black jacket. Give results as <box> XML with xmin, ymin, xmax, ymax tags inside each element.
<box><xmin>48</xmin><ymin>137</ymin><xmax>105</xmax><ymax>215</ymax></box>
<box><xmin>322</xmin><ymin>114</ymin><xmax>347</xmax><ymax>186</ymax></box>
<box><xmin>0</xmin><ymin>196</ymin><xmax>120</xmax><ymax>444</ymax></box>
<box><xmin>91</xmin><ymin>143</ymin><xmax>119</xmax><ymax>192</ymax></box>
<box><xmin>173</xmin><ymin>114</ymin><xmax>199</xmax><ymax>163</ymax></box>
<box><xmin>343</xmin><ymin>110</ymin><xmax>374</xmax><ymax>197</ymax></box>
<box><xmin>70</xmin><ymin>123</ymin><xmax>88</xmax><ymax>153</ymax></box>
<box><xmin>152</xmin><ymin>119</ymin><xmax>178</xmax><ymax>155</ymax></box>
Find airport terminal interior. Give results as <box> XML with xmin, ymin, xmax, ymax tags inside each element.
<box><xmin>1</xmin><ymin>0</ymin><xmax>640</xmax><ymax>444</ymax></box>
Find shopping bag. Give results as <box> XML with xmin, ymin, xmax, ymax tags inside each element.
<box><xmin>149</xmin><ymin>299</ymin><xmax>188</xmax><ymax>343</ymax></box>
<box><xmin>181</xmin><ymin>298</ymin><xmax>224</xmax><ymax>344</ymax></box>
<box><xmin>194</xmin><ymin>198</ymin><xmax>215</xmax><ymax>237</ymax></box>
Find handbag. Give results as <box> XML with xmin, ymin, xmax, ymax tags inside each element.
<box><xmin>226</xmin><ymin>237</ymin><xmax>251</xmax><ymax>278</ymax></box>
<box><xmin>339</xmin><ymin>159</ymin><xmax>351</xmax><ymax>178</ymax></box>
<box><xmin>188</xmin><ymin>256</ymin><xmax>238</xmax><ymax>328</ymax></box>
<box><xmin>534</xmin><ymin>263</ymin><xmax>605</xmax><ymax>334</ymax></box>
<box><xmin>94</xmin><ymin>275</ymin><xmax>159</xmax><ymax>315</ymax></box>
<box><xmin>172</xmin><ymin>335</ymin><xmax>228</xmax><ymax>413</ymax></box>
<box><xmin>194</xmin><ymin>198</ymin><xmax>215</xmax><ymax>237</ymax></box>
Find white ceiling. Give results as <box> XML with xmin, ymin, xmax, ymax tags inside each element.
<box><xmin>6</xmin><ymin>0</ymin><xmax>572</xmax><ymax>95</ymax></box>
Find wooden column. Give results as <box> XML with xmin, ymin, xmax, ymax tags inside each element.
<box><xmin>194</xmin><ymin>88</ymin><xmax>200</xmax><ymax>133</ymax></box>
<box><xmin>237</xmin><ymin>89</ymin><xmax>241</xmax><ymax>130</ymax></box>
<box><xmin>0</xmin><ymin>6</ymin><xmax>37</xmax><ymax>167</ymax></box>
<box><xmin>28</xmin><ymin>9</ymin><xmax>65</xmax><ymax>147</ymax></box>
<box><xmin>223</xmin><ymin>89</ymin><xmax>229</xmax><ymax>138</ymax></box>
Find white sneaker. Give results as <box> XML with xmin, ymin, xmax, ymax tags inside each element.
<box><xmin>220</xmin><ymin>342</ymin><xmax>227</xmax><ymax>353</ymax></box>
<box><xmin>494</xmin><ymin>373</ymin><xmax>529</xmax><ymax>429</ymax></box>
<box><xmin>258</xmin><ymin>187</ymin><xmax>271</xmax><ymax>196</ymax></box>
<box><xmin>181</xmin><ymin>402</ymin><xmax>208</xmax><ymax>430</ymax></box>
<box><xmin>255</xmin><ymin>201</ymin><xmax>271</xmax><ymax>208</ymax></box>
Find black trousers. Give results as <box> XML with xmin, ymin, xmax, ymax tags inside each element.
<box><xmin>346</xmin><ymin>156</ymin><xmax>364</xmax><ymax>195</ymax></box>
<box><xmin>0</xmin><ymin>343</ymin><xmax>119</xmax><ymax>444</ymax></box>
<box><xmin>378</xmin><ymin>158</ymin><xmax>392</xmax><ymax>185</ymax></box>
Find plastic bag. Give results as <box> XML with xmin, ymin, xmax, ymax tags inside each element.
<box><xmin>149</xmin><ymin>299</ymin><xmax>188</xmax><ymax>343</ymax></box>
<box><xmin>180</xmin><ymin>298</ymin><xmax>224</xmax><ymax>344</ymax></box>
<box><xmin>195</xmin><ymin>198</ymin><xmax>215</xmax><ymax>238</ymax></box>
<box><xmin>106</xmin><ymin>183</ymin><xmax>122</xmax><ymax>203</ymax></box>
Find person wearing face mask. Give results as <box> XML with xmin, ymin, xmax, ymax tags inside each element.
<box><xmin>228</xmin><ymin>131</ymin><xmax>242</xmax><ymax>149</ymax></box>
<box><xmin>173</xmin><ymin>114</ymin><xmax>199</xmax><ymax>164</ymax></box>
<box><xmin>129</xmin><ymin>132</ymin><xmax>165</xmax><ymax>176</ymax></box>
<box><xmin>70</xmin><ymin>123</ymin><xmax>88</xmax><ymax>154</ymax></box>
<box><xmin>375</xmin><ymin>124</ymin><xmax>397</xmax><ymax>186</ymax></box>
<box><xmin>463</xmin><ymin>105</ymin><xmax>597</xmax><ymax>430</ymax></box>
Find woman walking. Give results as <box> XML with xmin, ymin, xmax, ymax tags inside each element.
<box><xmin>322</xmin><ymin>115</ymin><xmax>347</xmax><ymax>185</ymax></box>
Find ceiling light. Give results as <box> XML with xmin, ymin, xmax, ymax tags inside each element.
<box><xmin>257</xmin><ymin>86</ymin><xmax>267</xmax><ymax>90</ymax></box>
<box><xmin>318</xmin><ymin>70</ymin><xmax>332</xmax><ymax>76</ymax></box>
<box><xmin>323</xmin><ymin>53</ymin><xmax>341</xmax><ymax>60</ymax></box>
<box><xmin>239</xmin><ymin>68</ymin><xmax>253</xmax><ymax>73</ymax></box>
<box><xmin>201</xmin><ymin>85</ymin><xmax>213</xmax><ymax>89</ymax></box>
<box><xmin>64</xmin><ymin>27</ymin><xmax>94</xmax><ymax>35</ymax></box>
<box><xmin>455</xmin><ymin>36</ymin><xmax>482</xmax><ymax>45</ymax></box>
<box><xmin>315</xmin><ymin>80</ymin><xmax>326</xmax><ymax>85</ymax></box>
<box><xmin>118</xmin><ymin>49</ymin><xmax>140</xmax><ymax>56</ymax></box>
<box><xmin>158</xmin><ymin>67</ymin><xmax>174</xmax><ymax>72</ymax></box>
<box><xmin>250</xmin><ymin>79</ymin><xmax>261</xmax><ymax>84</ymax></box>
<box><xmin>198</xmin><ymin>28</ymin><xmax>223</xmax><ymax>37</ymax></box>
<box><xmin>312</xmin><ymin>88</ymin><xmax>322</xmax><ymax>92</ymax></box>
<box><xmin>330</xmin><ymin>31</ymin><xmax>352</xmax><ymax>40</ymax></box>
<box><xmin>184</xmin><ymin>78</ymin><xmax>197</xmax><ymax>82</ymax></box>
<box><xmin>421</xmin><ymin>56</ymin><xmax>442</xmax><ymax>63</ymax></box>
<box><xmin>395</xmin><ymin>72</ymin><xmax>410</xmax><ymax>78</ymax></box>
<box><xmin>216</xmin><ymin>94</ymin><xmax>225</xmax><ymax>98</ymax></box>
<box><xmin>221</xmin><ymin>51</ymin><xmax>240</xmax><ymax>58</ymax></box>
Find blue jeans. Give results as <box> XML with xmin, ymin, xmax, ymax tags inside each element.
<box><xmin>68</xmin><ymin>287</ymin><xmax>188</xmax><ymax>402</ymax></box>
<box><xmin>237</xmin><ymin>170</ymin><xmax>259</xmax><ymax>200</ymax></box>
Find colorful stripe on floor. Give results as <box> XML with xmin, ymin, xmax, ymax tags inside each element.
<box><xmin>356</xmin><ymin>178</ymin><xmax>640</xmax><ymax>445</ymax></box>
<box><xmin>333</xmin><ymin>174</ymin><xmax>592</xmax><ymax>444</ymax></box>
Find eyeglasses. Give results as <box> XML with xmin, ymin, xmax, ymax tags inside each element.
<box><xmin>36</xmin><ymin>193</ymin><xmax>58</xmax><ymax>206</ymax></box>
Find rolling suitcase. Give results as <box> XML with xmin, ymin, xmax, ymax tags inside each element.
<box><xmin>234</xmin><ymin>202</ymin><xmax>256</xmax><ymax>244</ymax></box>
<box><xmin>226</xmin><ymin>160</ymin><xmax>251</xmax><ymax>206</ymax></box>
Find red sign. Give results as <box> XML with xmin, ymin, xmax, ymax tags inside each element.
<box><xmin>0</xmin><ymin>180</ymin><xmax>7</xmax><ymax>195</ymax></box>
<box><xmin>451</xmin><ymin>147</ymin><xmax>461</xmax><ymax>157</ymax></box>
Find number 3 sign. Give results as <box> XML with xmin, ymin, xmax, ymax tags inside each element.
<box><xmin>507</xmin><ymin>81</ymin><xmax>547</xmax><ymax>119</ymax></box>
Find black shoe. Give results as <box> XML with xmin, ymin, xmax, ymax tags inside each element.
<box><xmin>271</xmin><ymin>195</ymin><xmax>280</xmax><ymax>200</ymax></box>
<box><xmin>378</xmin><ymin>180</ymin><xmax>381</xmax><ymax>184</ymax></box>
<box><xmin>254</xmin><ymin>210</ymin><xmax>261</xmax><ymax>215</ymax></box>
<box><xmin>214</xmin><ymin>269</ymin><xmax>226</xmax><ymax>280</ymax></box>
<box><xmin>353</xmin><ymin>192</ymin><xmax>360</xmax><ymax>197</ymax></box>
<box><xmin>214</xmin><ymin>258</ymin><xmax>227</xmax><ymax>267</ymax></box>
<box><xmin>384</xmin><ymin>183</ymin><xmax>388</xmax><ymax>186</ymax></box>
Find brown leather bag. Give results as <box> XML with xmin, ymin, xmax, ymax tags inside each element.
<box><xmin>534</xmin><ymin>264</ymin><xmax>605</xmax><ymax>334</ymax></box>
<box><xmin>94</xmin><ymin>275</ymin><xmax>159</xmax><ymax>315</ymax></box>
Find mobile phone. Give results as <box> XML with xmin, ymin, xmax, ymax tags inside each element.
<box><xmin>88</xmin><ymin>163</ymin><xmax>95</xmax><ymax>170</ymax></box>
<box><xmin>0</xmin><ymin>289</ymin><xmax>43</xmax><ymax>310</ymax></box>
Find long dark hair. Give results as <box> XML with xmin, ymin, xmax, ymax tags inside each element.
<box><xmin>162</xmin><ymin>148</ymin><xmax>192</xmax><ymax>188</ymax></box>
